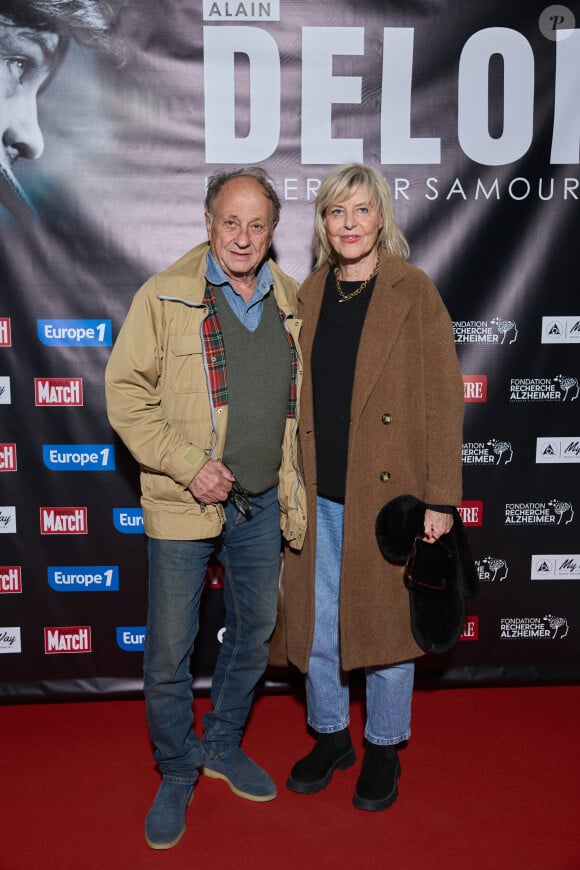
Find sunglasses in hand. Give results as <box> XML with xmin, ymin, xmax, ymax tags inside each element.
<box><xmin>230</xmin><ymin>476</ymin><xmax>253</xmax><ymax>519</ymax></box>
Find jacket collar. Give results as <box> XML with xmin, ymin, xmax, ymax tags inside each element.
<box><xmin>163</xmin><ymin>241</ymin><xmax>297</xmax><ymax>315</ymax></box>
<box><xmin>351</xmin><ymin>250</ymin><xmax>412</xmax><ymax>420</ymax></box>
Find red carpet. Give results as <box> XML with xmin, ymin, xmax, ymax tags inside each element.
<box><xmin>1</xmin><ymin>686</ymin><xmax>579</xmax><ymax>870</ymax></box>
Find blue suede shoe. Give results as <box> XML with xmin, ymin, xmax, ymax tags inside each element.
<box><xmin>145</xmin><ymin>779</ymin><xmax>195</xmax><ymax>850</ymax></box>
<box><xmin>202</xmin><ymin>748</ymin><xmax>277</xmax><ymax>802</ymax></box>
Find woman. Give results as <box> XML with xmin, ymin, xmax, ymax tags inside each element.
<box><xmin>283</xmin><ymin>164</ymin><xmax>464</xmax><ymax>811</ymax></box>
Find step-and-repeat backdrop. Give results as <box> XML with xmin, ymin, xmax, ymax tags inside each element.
<box><xmin>1</xmin><ymin>0</ymin><xmax>578</xmax><ymax>700</ymax></box>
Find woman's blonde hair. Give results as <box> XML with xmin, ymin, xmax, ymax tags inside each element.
<box><xmin>312</xmin><ymin>163</ymin><xmax>410</xmax><ymax>270</ymax></box>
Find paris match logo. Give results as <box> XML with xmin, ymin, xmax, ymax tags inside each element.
<box><xmin>44</xmin><ymin>626</ymin><xmax>92</xmax><ymax>654</ymax></box>
<box><xmin>0</xmin><ymin>317</ymin><xmax>11</xmax><ymax>347</ymax></box>
<box><xmin>35</xmin><ymin>378</ymin><xmax>83</xmax><ymax>407</ymax></box>
<box><xmin>40</xmin><ymin>507</ymin><xmax>88</xmax><ymax>535</ymax></box>
<box><xmin>0</xmin><ymin>444</ymin><xmax>17</xmax><ymax>472</ymax></box>
<box><xmin>205</xmin><ymin>562</ymin><xmax>225</xmax><ymax>589</ymax></box>
<box><xmin>0</xmin><ymin>566</ymin><xmax>22</xmax><ymax>593</ymax></box>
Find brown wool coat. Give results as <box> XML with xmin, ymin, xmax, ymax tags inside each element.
<box><xmin>284</xmin><ymin>250</ymin><xmax>464</xmax><ymax>672</ymax></box>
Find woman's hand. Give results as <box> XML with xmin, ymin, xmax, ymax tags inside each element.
<box><xmin>423</xmin><ymin>508</ymin><xmax>453</xmax><ymax>542</ymax></box>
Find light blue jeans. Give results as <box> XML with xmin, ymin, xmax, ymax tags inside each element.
<box><xmin>144</xmin><ymin>486</ymin><xmax>281</xmax><ymax>785</ymax></box>
<box><xmin>306</xmin><ymin>496</ymin><xmax>414</xmax><ymax>746</ymax></box>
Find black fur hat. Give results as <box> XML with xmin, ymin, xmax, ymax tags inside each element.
<box><xmin>375</xmin><ymin>495</ymin><xmax>478</xmax><ymax>654</ymax></box>
<box><xmin>375</xmin><ymin>494</ymin><xmax>426</xmax><ymax>563</ymax></box>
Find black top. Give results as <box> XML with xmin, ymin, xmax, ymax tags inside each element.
<box><xmin>311</xmin><ymin>269</ymin><xmax>376</xmax><ymax>500</ymax></box>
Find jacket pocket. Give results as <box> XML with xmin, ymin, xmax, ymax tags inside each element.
<box><xmin>141</xmin><ymin>469</ymin><xmax>197</xmax><ymax>504</ymax></box>
<box><xmin>166</xmin><ymin>333</ymin><xmax>206</xmax><ymax>394</ymax></box>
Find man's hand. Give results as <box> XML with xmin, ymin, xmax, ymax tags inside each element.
<box><xmin>187</xmin><ymin>460</ymin><xmax>234</xmax><ymax>504</ymax></box>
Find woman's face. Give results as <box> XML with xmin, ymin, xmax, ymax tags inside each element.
<box><xmin>323</xmin><ymin>186</ymin><xmax>383</xmax><ymax>268</ymax></box>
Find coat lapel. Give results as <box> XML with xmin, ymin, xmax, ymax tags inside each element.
<box><xmin>350</xmin><ymin>255</ymin><xmax>411</xmax><ymax>422</ymax></box>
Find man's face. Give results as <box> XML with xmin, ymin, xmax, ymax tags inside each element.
<box><xmin>0</xmin><ymin>16</ymin><xmax>61</xmax><ymax>196</ymax></box>
<box><xmin>205</xmin><ymin>176</ymin><xmax>276</xmax><ymax>283</ymax></box>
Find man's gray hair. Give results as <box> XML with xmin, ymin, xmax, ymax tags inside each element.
<box><xmin>205</xmin><ymin>167</ymin><xmax>281</xmax><ymax>227</ymax></box>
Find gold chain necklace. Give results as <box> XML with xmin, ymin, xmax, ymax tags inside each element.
<box><xmin>334</xmin><ymin>257</ymin><xmax>379</xmax><ymax>303</ymax></box>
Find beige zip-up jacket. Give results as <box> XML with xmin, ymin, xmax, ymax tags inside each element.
<box><xmin>105</xmin><ymin>242</ymin><xmax>306</xmax><ymax>548</ymax></box>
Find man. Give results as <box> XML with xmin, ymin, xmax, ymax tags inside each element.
<box><xmin>105</xmin><ymin>167</ymin><xmax>306</xmax><ymax>850</ymax></box>
<box><xmin>0</xmin><ymin>0</ymin><xmax>113</xmax><ymax>221</ymax></box>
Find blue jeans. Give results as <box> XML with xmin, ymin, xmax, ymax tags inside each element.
<box><xmin>144</xmin><ymin>485</ymin><xmax>281</xmax><ymax>785</ymax></box>
<box><xmin>306</xmin><ymin>496</ymin><xmax>414</xmax><ymax>746</ymax></box>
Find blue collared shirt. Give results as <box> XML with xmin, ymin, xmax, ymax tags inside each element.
<box><xmin>205</xmin><ymin>251</ymin><xmax>274</xmax><ymax>332</ymax></box>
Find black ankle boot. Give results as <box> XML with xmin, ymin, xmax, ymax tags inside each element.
<box><xmin>352</xmin><ymin>741</ymin><xmax>401</xmax><ymax>811</ymax></box>
<box><xmin>286</xmin><ymin>728</ymin><xmax>356</xmax><ymax>794</ymax></box>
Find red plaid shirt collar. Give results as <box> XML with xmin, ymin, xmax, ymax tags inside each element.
<box><xmin>201</xmin><ymin>282</ymin><xmax>297</xmax><ymax>418</ymax></box>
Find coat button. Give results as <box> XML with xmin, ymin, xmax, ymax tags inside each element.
<box><xmin>381</xmin><ymin>413</ymin><xmax>392</xmax><ymax>424</ymax></box>
<box><xmin>380</xmin><ymin>471</ymin><xmax>391</xmax><ymax>482</ymax></box>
